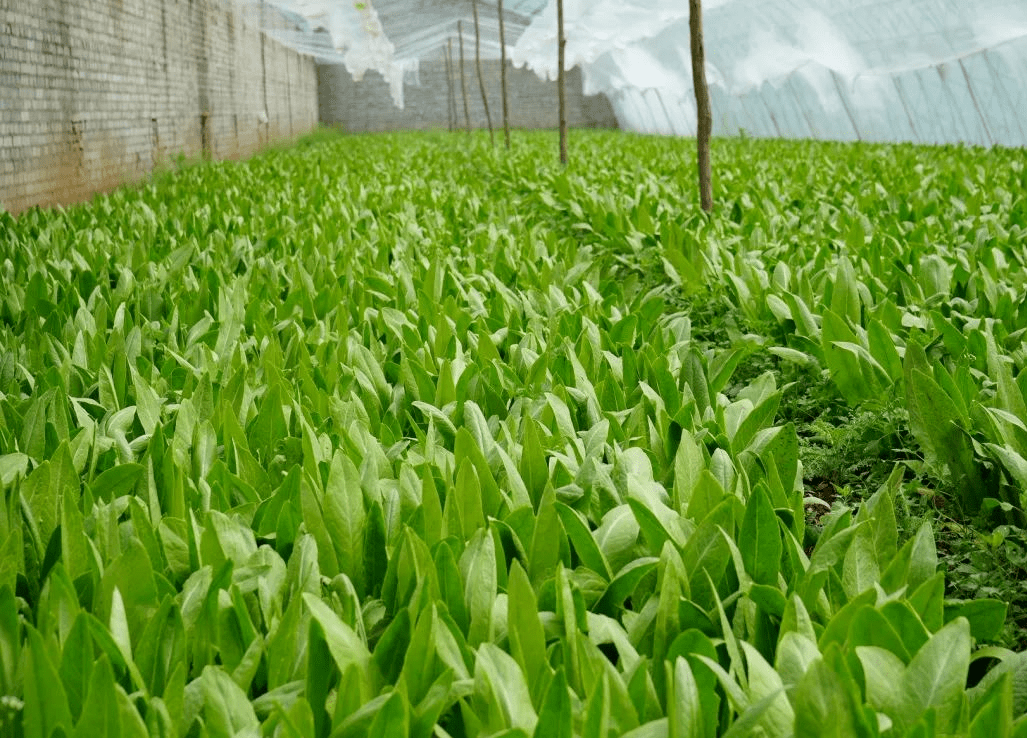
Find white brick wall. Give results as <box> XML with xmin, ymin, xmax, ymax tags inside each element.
<box><xmin>0</xmin><ymin>0</ymin><xmax>319</xmax><ymax>214</ymax></box>
<box><xmin>317</xmin><ymin>60</ymin><xmax>617</xmax><ymax>134</ymax></box>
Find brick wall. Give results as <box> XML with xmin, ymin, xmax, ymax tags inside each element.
<box><xmin>0</xmin><ymin>0</ymin><xmax>319</xmax><ymax>215</ymax></box>
<box><xmin>318</xmin><ymin>60</ymin><xmax>618</xmax><ymax>133</ymax></box>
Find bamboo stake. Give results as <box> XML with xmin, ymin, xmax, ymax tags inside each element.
<box><xmin>557</xmin><ymin>0</ymin><xmax>567</xmax><ymax>165</ymax></box>
<box><xmin>472</xmin><ymin>0</ymin><xmax>494</xmax><ymax>145</ymax></box>
<box><xmin>458</xmin><ymin>20</ymin><xmax>472</xmax><ymax>135</ymax></box>
<box><xmin>499</xmin><ymin>0</ymin><xmax>511</xmax><ymax>148</ymax></box>
<box><xmin>690</xmin><ymin>0</ymin><xmax>713</xmax><ymax>211</ymax></box>
<box><xmin>444</xmin><ymin>40</ymin><xmax>456</xmax><ymax>131</ymax></box>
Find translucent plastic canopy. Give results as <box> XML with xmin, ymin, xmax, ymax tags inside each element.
<box><xmin>253</xmin><ymin>0</ymin><xmax>542</xmax><ymax>106</ymax></box>
<box><xmin>262</xmin><ymin>0</ymin><xmax>1027</xmax><ymax>146</ymax></box>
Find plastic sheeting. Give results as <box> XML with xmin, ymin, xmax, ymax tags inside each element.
<box><xmin>512</xmin><ymin>0</ymin><xmax>1027</xmax><ymax>145</ymax></box>
<box><xmin>255</xmin><ymin>0</ymin><xmax>1027</xmax><ymax>145</ymax></box>
<box><xmin>253</xmin><ymin>0</ymin><xmax>534</xmax><ymax>108</ymax></box>
<box><xmin>241</xmin><ymin>0</ymin><xmax>408</xmax><ymax>106</ymax></box>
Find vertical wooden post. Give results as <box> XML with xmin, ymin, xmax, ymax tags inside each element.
<box><xmin>690</xmin><ymin>0</ymin><xmax>713</xmax><ymax>211</ymax></box>
<box><xmin>458</xmin><ymin>20</ymin><xmax>472</xmax><ymax>135</ymax></box>
<box><xmin>557</xmin><ymin>0</ymin><xmax>567</xmax><ymax>165</ymax></box>
<box><xmin>499</xmin><ymin>0</ymin><xmax>511</xmax><ymax>148</ymax></box>
<box><xmin>472</xmin><ymin>0</ymin><xmax>494</xmax><ymax>145</ymax></box>
<box><xmin>445</xmin><ymin>39</ymin><xmax>456</xmax><ymax>131</ymax></box>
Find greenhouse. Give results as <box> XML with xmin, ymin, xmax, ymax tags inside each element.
<box><xmin>1</xmin><ymin>0</ymin><xmax>1027</xmax><ymax>736</ymax></box>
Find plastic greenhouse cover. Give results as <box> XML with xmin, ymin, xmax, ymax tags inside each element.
<box><xmin>273</xmin><ymin>0</ymin><xmax>406</xmax><ymax>105</ymax></box>
<box><xmin>273</xmin><ymin>0</ymin><xmax>1027</xmax><ymax>145</ymax></box>
<box><xmin>262</xmin><ymin>0</ymin><xmax>534</xmax><ymax>107</ymax></box>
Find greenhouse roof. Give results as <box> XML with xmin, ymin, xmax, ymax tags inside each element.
<box><xmin>255</xmin><ymin>0</ymin><xmax>1027</xmax><ymax>145</ymax></box>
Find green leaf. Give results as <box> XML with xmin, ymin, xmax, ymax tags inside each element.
<box><xmin>594</xmin><ymin>505</ymin><xmax>641</xmax><ymax>574</ymax></box>
<box><xmin>899</xmin><ymin>618</ymin><xmax>971</xmax><ymax>733</ymax></box>
<box><xmin>622</xmin><ymin>718</ymin><xmax>670</xmax><ymax>738</ymax></box>
<box><xmin>730</xmin><ymin>391</ymin><xmax>781</xmax><ymax>456</ymax></box>
<box><xmin>529</xmin><ymin>485</ymin><xmax>564</xmax><ymax>586</ymax></box>
<box><xmin>583</xmin><ymin>673</ymin><xmax>614</xmax><ymax>738</ymax></box>
<box><xmin>455</xmin><ymin>427</ymin><xmax>503</xmax><ymax>519</ymax></box>
<box><xmin>776</xmin><ymin>631</ymin><xmax>820</xmax><ymax>689</ymax></box>
<box><xmin>709</xmin><ymin>348</ymin><xmax>746</xmax><ymax>396</ymax></box>
<box><xmin>740</xmin><ymin>641</ymin><xmax>794</xmax><ymax>735</ymax></box>
<box><xmin>20</xmin><ymin>391</ymin><xmax>50</xmax><ymax>461</ymax></box>
<box><xmin>867</xmin><ymin>318</ymin><xmax>903</xmax><ymax>383</ymax></box>
<box><xmin>667</xmin><ymin>658</ymin><xmax>702</xmax><ymax>738</ymax></box>
<box><xmin>908</xmin><ymin>521</ymin><xmax>938</xmax><ymax>593</ymax></box>
<box><xmin>303</xmin><ymin>593</ymin><xmax>373</xmax><ymax>685</ymax></box>
<box><xmin>595</xmin><ymin>557</ymin><xmax>659</xmax><ymax>615</ymax></box>
<box><xmin>627</xmin><ymin>496</ymin><xmax>682</xmax><ymax>555</ymax></box>
<box><xmin>130</xmin><ymin>367</ymin><xmax>163</xmax><ymax>436</ymax></box>
<box><xmin>60</xmin><ymin>468</ymin><xmax>90</xmax><ymax>583</ymax></box>
<box><xmin>969</xmin><ymin>671</ymin><xmax>1013</xmax><ymax>738</ymax></box>
<box><xmin>685</xmin><ymin>471</ymin><xmax>726</xmax><ymax>524</ymax></box>
<box><xmin>397</xmin><ymin>606</ymin><xmax>435</xmax><ymax>706</ymax></box>
<box><xmin>72</xmin><ymin>655</ymin><xmax>120</xmax><ymax>738</ymax></box>
<box><xmin>841</xmin><ymin>525</ymin><xmax>881</xmax><ymax>599</ymax></box>
<box><xmin>846</xmin><ymin>606</ymin><xmax>910</xmax><ymax>662</ymax></box>
<box><xmin>132</xmin><ymin>596</ymin><xmax>180</xmax><ymax>696</ymax></box>
<box><xmin>906</xmin><ymin>366</ymin><xmax>981</xmax><ymax>509</ymax></box>
<box><xmin>247</xmin><ymin>382</ymin><xmax>287</xmax><ymax>461</ymax></box>
<box><xmin>520</xmin><ymin>418</ymin><xmax>549</xmax><ymax>510</ymax></box>
<box><xmin>462</xmin><ymin>529</ymin><xmax>498</xmax><ymax>646</ymax></box>
<box><xmin>909</xmin><ymin>572</ymin><xmax>946</xmax><ymax>632</ymax></box>
<box><xmin>534</xmin><ymin>667</ymin><xmax>572</xmax><ymax>738</ymax></box>
<box><xmin>199</xmin><ymin>665</ymin><xmax>261</xmax><ymax>738</ymax></box>
<box><xmin>274</xmin><ymin>697</ymin><xmax>317</xmax><ymax>738</ymax></box>
<box><xmin>475</xmin><ymin>643</ymin><xmax>538</xmax><ymax>734</ymax></box>
<box><xmin>822</xmin><ymin>310</ymin><xmax>872</xmax><ymax>405</ymax></box>
<box><xmin>452</xmin><ymin>457</ymin><xmax>486</xmax><ymax>538</ymax></box>
<box><xmin>792</xmin><ymin>653</ymin><xmax>875</xmax><ymax>738</ymax></box>
<box><xmin>985</xmin><ymin>443</ymin><xmax>1027</xmax><ymax>497</ymax></box>
<box><xmin>0</xmin><ymin>453</ymin><xmax>30</xmax><ymax>487</ymax></box>
<box><xmin>362</xmin><ymin>501</ymin><xmax>388</xmax><ymax>598</ymax></box>
<box><xmin>968</xmin><ymin>652</ymin><xmax>1027</xmax><ymax>718</ymax></box>
<box><xmin>556</xmin><ymin>501</ymin><xmax>612</xmax><ymax>580</ymax></box>
<box><xmin>24</xmin><ymin>625</ymin><xmax>74</xmax><ymax>738</ymax></box>
<box><xmin>740</xmin><ymin>485</ymin><xmax>781</xmax><ymax>586</ymax></box>
<box><xmin>880</xmin><ymin>600</ymin><xmax>931</xmax><ymax>657</ymax></box>
<box><xmin>434</xmin><ymin>540</ymin><xmax>469</xmax><ymax>633</ymax></box>
<box><xmin>323</xmin><ymin>451</ymin><xmax>366</xmax><ymax>595</ymax></box>
<box><xmin>985</xmin><ymin>330</ymin><xmax>1027</xmax><ymax>420</ymax></box>
<box><xmin>91</xmin><ymin>463</ymin><xmax>145</xmax><ymax>501</ymax></box>
<box><xmin>831</xmin><ymin>255</ymin><xmax>861</xmax><ymax>326</ymax></box>
<box><xmin>366</xmin><ymin>691</ymin><xmax>410</xmax><ymax>737</ymax></box>
<box><xmin>21</xmin><ymin>461</ymin><xmax>58</xmax><ymax>559</ymax></box>
<box><xmin>507</xmin><ymin>560</ymin><xmax>549</xmax><ymax>694</ymax></box>
<box><xmin>58</xmin><ymin>615</ymin><xmax>92</xmax><ymax>722</ymax></box>
<box><xmin>857</xmin><ymin>645</ymin><xmax>906</xmax><ymax>714</ymax></box>
<box><xmin>673</xmin><ymin>432</ymin><xmax>704</xmax><ymax>515</ymax></box>
<box><xmin>681</xmin><ymin>498</ymin><xmax>734</xmax><ymax>605</ymax></box>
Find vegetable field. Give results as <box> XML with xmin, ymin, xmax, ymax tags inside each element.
<box><xmin>1</xmin><ymin>130</ymin><xmax>1026</xmax><ymax>737</ymax></box>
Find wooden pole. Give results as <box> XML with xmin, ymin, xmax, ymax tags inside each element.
<box><xmin>498</xmin><ymin>0</ymin><xmax>511</xmax><ymax>148</ymax></box>
<box><xmin>472</xmin><ymin>0</ymin><xmax>494</xmax><ymax>145</ymax></box>
<box><xmin>458</xmin><ymin>20</ymin><xmax>472</xmax><ymax>135</ymax></box>
<box><xmin>444</xmin><ymin>40</ymin><xmax>456</xmax><ymax>131</ymax></box>
<box><xmin>452</xmin><ymin>41</ymin><xmax>461</xmax><ymax>132</ymax></box>
<box><xmin>557</xmin><ymin>0</ymin><xmax>567</xmax><ymax>165</ymax></box>
<box><xmin>690</xmin><ymin>0</ymin><xmax>713</xmax><ymax>211</ymax></box>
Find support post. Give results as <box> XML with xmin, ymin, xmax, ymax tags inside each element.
<box><xmin>557</xmin><ymin>0</ymin><xmax>567</xmax><ymax>165</ymax></box>
<box><xmin>445</xmin><ymin>39</ymin><xmax>456</xmax><ymax>131</ymax></box>
<box><xmin>499</xmin><ymin>0</ymin><xmax>511</xmax><ymax>148</ymax></box>
<box><xmin>458</xmin><ymin>20</ymin><xmax>472</xmax><ymax>135</ymax></box>
<box><xmin>472</xmin><ymin>0</ymin><xmax>494</xmax><ymax>145</ymax></box>
<box><xmin>690</xmin><ymin>0</ymin><xmax>713</xmax><ymax>211</ymax></box>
